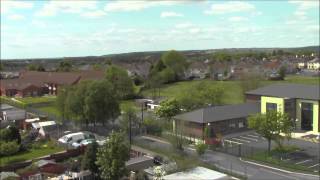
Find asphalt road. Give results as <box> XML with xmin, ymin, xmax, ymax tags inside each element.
<box><xmin>137</xmin><ymin>136</ymin><xmax>320</xmax><ymax>180</ymax></box>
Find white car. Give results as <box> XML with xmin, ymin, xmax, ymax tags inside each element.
<box><xmin>72</xmin><ymin>139</ymin><xmax>95</xmax><ymax>148</ymax></box>
<box><xmin>58</xmin><ymin>132</ymin><xmax>86</xmax><ymax>144</ymax></box>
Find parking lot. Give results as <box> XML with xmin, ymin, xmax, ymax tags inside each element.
<box><xmin>222</xmin><ymin>131</ymin><xmax>320</xmax><ymax>173</ymax></box>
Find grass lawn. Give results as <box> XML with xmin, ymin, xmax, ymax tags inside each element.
<box><xmin>0</xmin><ymin>142</ymin><xmax>64</xmax><ymax>166</ymax></box>
<box><xmin>141</xmin><ymin>75</ymin><xmax>320</xmax><ymax>104</ymax></box>
<box><xmin>37</xmin><ymin>104</ymin><xmax>61</xmax><ymax>117</ymax></box>
<box><xmin>16</xmin><ymin>96</ymin><xmax>56</xmax><ymax>105</ymax></box>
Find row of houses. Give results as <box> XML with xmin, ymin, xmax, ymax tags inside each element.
<box><xmin>297</xmin><ymin>57</ymin><xmax>320</xmax><ymax>71</ymax></box>
<box><xmin>173</xmin><ymin>83</ymin><xmax>319</xmax><ymax>144</ymax></box>
<box><xmin>0</xmin><ymin>70</ymin><xmax>104</xmax><ymax>97</ymax></box>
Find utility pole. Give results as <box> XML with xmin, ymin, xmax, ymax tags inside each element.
<box><xmin>129</xmin><ymin>113</ymin><xmax>132</xmax><ymax>145</ymax></box>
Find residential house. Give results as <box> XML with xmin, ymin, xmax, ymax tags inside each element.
<box><xmin>32</xmin><ymin>121</ymin><xmax>57</xmax><ymax>137</ymax></box>
<box><xmin>0</xmin><ymin>104</ymin><xmax>26</xmax><ymax>129</ymax></box>
<box><xmin>246</xmin><ymin>83</ymin><xmax>319</xmax><ymax>134</ymax></box>
<box><xmin>307</xmin><ymin>58</ymin><xmax>320</xmax><ymax>71</ymax></box>
<box><xmin>173</xmin><ymin>103</ymin><xmax>260</xmax><ymax>144</ymax></box>
<box><xmin>163</xmin><ymin>166</ymin><xmax>230</xmax><ymax>180</ymax></box>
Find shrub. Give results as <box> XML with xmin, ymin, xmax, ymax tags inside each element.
<box><xmin>195</xmin><ymin>141</ymin><xmax>207</xmax><ymax>156</ymax></box>
<box><xmin>0</xmin><ymin>141</ymin><xmax>20</xmax><ymax>157</ymax></box>
<box><xmin>143</xmin><ymin>118</ymin><xmax>162</xmax><ymax>136</ymax></box>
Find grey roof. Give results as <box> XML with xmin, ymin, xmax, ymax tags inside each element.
<box><xmin>246</xmin><ymin>83</ymin><xmax>320</xmax><ymax>100</ymax></box>
<box><xmin>126</xmin><ymin>156</ymin><xmax>154</xmax><ymax>171</ymax></box>
<box><xmin>174</xmin><ymin>102</ymin><xmax>260</xmax><ymax>123</ymax></box>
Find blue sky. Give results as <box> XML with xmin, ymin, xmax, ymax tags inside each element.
<box><xmin>1</xmin><ymin>0</ymin><xmax>319</xmax><ymax>59</ymax></box>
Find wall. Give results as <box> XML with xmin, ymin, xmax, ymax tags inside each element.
<box><xmin>296</xmin><ymin>99</ymin><xmax>319</xmax><ymax>133</ymax></box>
<box><xmin>261</xmin><ymin>96</ymin><xmax>284</xmax><ymax>113</ymax></box>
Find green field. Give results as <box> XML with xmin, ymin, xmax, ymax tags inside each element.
<box><xmin>16</xmin><ymin>96</ymin><xmax>56</xmax><ymax>105</ymax></box>
<box><xmin>142</xmin><ymin>75</ymin><xmax>320</xmax><ymax>104</ymax></box>
<box><xmin>37</xmin><ymin>104</ymin><xmax>61</xmax><ymax>117</ymax></box>
<box><xmin>0</xmin><ymin>142</ymin><xmax>64</xmax><ymax>166</ymax></box>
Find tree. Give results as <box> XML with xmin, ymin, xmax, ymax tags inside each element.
<box><xmin>161</xmin><ymin>50</ymin><xmax>188</xmax><ymax>80</ymax></box>
<box><xmin>57</xmin><ymin>61</ymin><xmax>72</xmax><ymax>72</ymax></box>
<box><xmin>153</xmin><ymin>166</ymin><xmax>166</xmax><ymax>180</ymax></box>
<box><xmin>240</xmin><ymin>73</ymin><xmax>262</xmax><ymax>100</ymax></box>
<box><xmin>0</xmin><ymin>126</ymin><xmax>21</xmax><ymax>143</ymax></box>
<box><xmin>120</xmin><ymin>106</ymin><xmax>139</xmax><ymax>144</ymax></box>
<box><xmin>155</xmin><ymin>99</ymin><xmax>181</xmax><ymax>121</ymax></box>
<box><xmin>278</xmin><ymin>66</ymin><xmax>286</xmax><ymax>80</ymax></box>
<box><xmin>248</xmin><ymin>111</ymin><xmax>293</xmax><ymax>153</ymax></box>
<box><xmin>105</xmin><ymin>65</ymin><xmax>134</xmax><ymax>100</ymax></box>
<box><xmin>84</xmin><ymin>80</ymin><xmax>120</xmax><ymax>126</ymax></box>
<box><xmin>56</xmin><ymin>87</ymin><xmax>70</xmax><ymax>123</ymax></box>
<box><xmin>27</xmin><ymin>64</ymin><xmax>45</xmax><ymax>71</ymax></box>
<box><xmin>96</xmin><ymin>132</ymin><xmax>130</xmax><ymax>180</ymax></box>
<box><xmin>81</xmin><ymin>141</ymin><xmax>99</xmax><ymax>175</ymax></box>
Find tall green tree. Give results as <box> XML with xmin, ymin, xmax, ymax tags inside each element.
<box><xmin>161</xmin><ymin>50</ymin><xmax>188</xmax><ymax>79</ymax></box>
<box><xmin>96</xmin><ymin>132</ymin><xmax>130</xmax><ymax>180</ymax></box>
<box><xmin>57</xmin><ymin>61</ymin><xmax>72</xmax><ymax>72</ymax></box>
<box><xmin>105</xmin><ymin>65</ymin><xmax>134</xmax><ymax>100</ymax></box>
<box><xmin>248</xmin><ymin>111</ymin><xmax>293</xmax><ymax>153</ymax></box>
<box><xmin>155</xmin><ymin>99</ymin><xmax>181</xmax><ymax>121</ymax></box>
<box><xmin>81</xmin><ymin>141</ymin><xmax>99</xmax><ymax>175</ymax></box>
<box><xmin>278</xmin><ymin>66</ymin><xmax>286</xmax><ymax>80</ymax></box>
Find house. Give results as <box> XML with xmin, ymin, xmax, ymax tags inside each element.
<box><xmin>173</xmin><ymin>103</ymin><xmax>260</xmax><ymax>144</ymax></box>
<box><xmin>0</xmin><ymin>70</ymin><xmax>104</xmax><ymax>97</ymax></box>
<box><xmin>307</xmin><ymin>58</ymin><xmax>320</xmax><ymax>71</ymax></box>
<box><xmin>0</xmin><ymin>171</ymin><xmax>20</xmax><ymax>180</ymax></box>
<box><xmin>246</xmin><ymin>83</ymin><xmax>319</xmax><ymax>134</ymax></box>
<box><xmin>0</xmin><ymin>104</ymin><xmax>26</xmax><ymax>129</ymax></box>
<box><xmin>163</xmin><ymin>166</ymin><xmax>229</xmax><ymax>180</ymax></box>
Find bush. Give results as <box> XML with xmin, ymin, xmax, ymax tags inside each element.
<box><xmin>0</xmin><ymin>126</ymin><xmax>21</xmax><ymax>143</ymax></box>
<box><xmin>195</xmin><ymin>142</ymin><xmax>207</xmax><ymax>156</ymax></box>
<box><xmin>0</xmin><ymin>141</ymin><xmax>20</xmax><ymax>157</ymax></box>
<box><xmin>143</xmin><ymin>118</ymin><xmax>162</xmax><ymax>136</ymax></box>
<box><xmin>272</xmin><ymin>145</ymin><xmax>299</xmax><ymax>154</ymax></box>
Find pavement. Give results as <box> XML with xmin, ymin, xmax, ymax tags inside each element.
<box><xmin>136</xmin><ymin>135</ymin><xmax>320</xmax><ymax>180</ymax></box>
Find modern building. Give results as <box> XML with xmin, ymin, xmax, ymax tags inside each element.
<box><xmin>173</xmin><ymin>103</ymin><xmax>260</xmax><ymax>144</ymax></box>
<box><xmin>246</xmin><ymin>83</ymin><xmax>319</xmax><ymax>133</ymax></box>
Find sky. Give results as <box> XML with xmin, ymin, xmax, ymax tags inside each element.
<box><xmin>1</xmin><ymin>0</ymin><xmax>319</xmax><ymax>59</ymax></box>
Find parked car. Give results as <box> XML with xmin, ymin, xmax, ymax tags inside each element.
<box><xmin>72</xmin><ymin>138</ymin><xmax>95</xmax><ymax>148</ymax></box>
<box><xmin>58</xmin><ymin>132</ymin><xmax>95</xmax><ymax>145</ymax></box>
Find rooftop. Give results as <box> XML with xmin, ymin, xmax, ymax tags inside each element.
<box><xmin>174</xmin><ymin>102</ymin><xmax>260</xmax><ymax>123</ymax></box>
<box><xmin>164</xmin><ymin>166</ymin><xmax>229</xmax><ymax>180</ymax></box>
<box><xmin>246</xmin><ymin>83</ymin><xmax>320</xmax><ymax>100</ymax></box>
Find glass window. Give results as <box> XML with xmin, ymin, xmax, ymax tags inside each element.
<box><xmin>266</xmin><ymin>103</ymin><xmax>277</xmax><ymax>111</ymax></box>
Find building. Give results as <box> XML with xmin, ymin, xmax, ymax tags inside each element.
<box><xmin>32</xmin><ymin>121</ymin><xmax>57</xmax><ymax>137</ymax></box>
<box><xmin>173</xmin><ymin>103</ymin><xmax>260</xmax><ymax>144</ymax></box>
<box><xmin>307</xmin><ymin>58</ymin><xmax>320</xmax><ymax>71</ymax></box>
<box><xmin>0</xmin><ymin>104</ymin><xmax>26</xmax><ymax>129</ymax></box>
<box><xmin>0</xmin><ymin>70</ymin><xmax>104</xmax><ymax>97</ymax></box>
<box><xmin>246</xmin><ymin>83</ymin><xmax>319</xmax><ymax>133</ymax></box>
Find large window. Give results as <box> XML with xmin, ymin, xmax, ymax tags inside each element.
<box><xmin>266</xmin><ymin>103</ymin><xmax>277</xmax><ymax>112</ymax></box>
<box><xmin>301</xmin><ymin>102</ymin><xmax>313</xmax><ymax>130</ymax></box>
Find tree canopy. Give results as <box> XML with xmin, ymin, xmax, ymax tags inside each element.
<box><xmin>96</xmin><ymin>132</ymin><xmax>130</xmax><ymax>180</ymax></box>
<box><xmin>105</xmin><ymin>65</ymin><xmax>135</xmax><ymax>100</ymax></box>
<box><xmin>27</xmin><ymin>64</ymin><xmax>45</xmax><ymax>71</ymax></box>
<box><xmin>81</xmin><ymin>141</ymin><xmax>99</xmax><ymax>175</ymax></box>
<box><xmin>155</xmin><ymin>99</ymin><xmax>181</xmax><ymax>120</ymax></box>
<box><xmin>57</xmin><ymin>61</ymin><xmax>72</xmax><ymax>72</ymax></box>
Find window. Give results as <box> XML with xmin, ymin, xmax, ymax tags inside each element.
<box><xmin>239</xmin><ymin>122</ymin><xmax>244</xmax><ymax>128</ymax></box>
<box><xmin>266</xmin><ymin>103</ymin><xmax>277</xmax><ymax>111</ymax></box>
<box><xmin>229</xmin><ymin>123</ymin><xmax>236</xmax><ymax>128</ymax></box>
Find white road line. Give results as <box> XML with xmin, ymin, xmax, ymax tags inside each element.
<box><xmin>308</xmin><ymin>163</ymin><xmax>319</xmax><ymax>168</ymax></box>
<box><xmin>247</xmin><ymin>134</ymin><xmax>260</xmax><ymax>138</ymax></box>
<box><xmin>295</xmin><ymin>159</ymin><xmax>312</xmax><ymax>165</ymax></box>
<box><xmin>240</xmin><ymin>136</ymin><xmax>259</xmax><ymax>142</ymax></box>
<box><xmin>224</xmin><ymin>139</ymin><xmax>243</xmax><ymax>145</ymax></box>
<box><xmin>232</xmin><ymin>138</ymin><xmax>251</xmax><ymax>143</ymax></box>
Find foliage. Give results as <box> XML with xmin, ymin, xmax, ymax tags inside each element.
<box><xmin>143</xmin><ymin>117</ymin><xmax>162</xmax><ymax>136</ymax></box>
<box><xmin>0</xmin><ymin>141</ymin><xmax>20</xmax><ymax>157</ymax></box>
<box><xmin>57</xmin><ymin>60</ymin><xmax>72</xmax><ymax>72</ymax></box>
<box><xmin>212</xmin><ymin>51</ymin><xmax>232</xmax><ymax>62</ymax></box>
<box><xmin>96</xmin><ymin>132</ymin><xmax>130</xmax><ymax>180</ymax></box>
<box><xmin>0</xmin><ymin>126</ymin><xmax>21</xmax><ymax>143</ymax></box>
<box><xmin>92</xmin><ymin>63</ymin><xmax>103</xmax><ymax>70</ymax></box>
<box><xmin>135</xmin><ymin>170</ymin><xmax>149</xmax><ymax>180</ymax></box>
<box><xmin>120</xmin><ymin>106</ymin><xmax>139</xmax><ymax>134</ymax></box>
<box><xmin>240</xmin><ymin>73</ymin><xmax>262</xmax><ymax>99</ymax></box>
<box><xmin>195</xmin><ymin>141</ymin><xmax>207</xmax><ymax>156</ymax></box>
<box><xmin>248</xmin><ymin>111</ymin><xmax>293</xmax><ymax>152</ymax></box>
<box><xmin>153</xmin><ymin>166</ymin><xmax>166</xmax><ymax>180</ymax></box>
<box><xmin>27</xmin><ymin>64</ymin><xmax>45</xmax><ymax>71</ymax></box>
<box><xmin>105</xmin><ymin>65</ymin><xmax>135</xmax><ymax>99</ymax></box>
<box><xmin>278</xmin><ymin>66</ymin><xmax>287</xmax><ymax>80</ymax></box>
<box><xmin>81</xmin><ymin>141</ymin><xmax>99</xmax><ymax>174</ymax></box>
<box><xmin>155</xmin><ymin>99</ymin><xmax>181</xmax><ymax>120</ymax></box>
<box><xmin>162</xmin><ymin>50</ymin><xmax>188</xmax><ymax>79</ymax></box>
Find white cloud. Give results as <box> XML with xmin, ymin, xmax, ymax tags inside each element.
<box><xmin>7</xmin><ymin>14</ymin><xmax>25</xmax><ymax>20</ymax></box>
<box><xmin>160</xmin><ymin>11</ymin><xmax>184</xmax><ymax>18</ymax></box>
<box><xmin>35</xmin><ymin>1</ymin><xmax>98</xmax><ymax>17</ymax></box>
<box><xmin>189</xmin><ymin>28</ymin><xmax>201</xmax><ymax>34</ymax></box>
<box><xmin>228</xmin><ymin>16</ymin><xmax>248</xmax><ymax>22</ymax></box>
<box><xmin>204</xmin><ymin>1</ymin><xmax>255</xmax><ymax>15</ymax></box>
<box><xmin>104</xmin><ymin>1</ymin><xmax>179</xmax><ymax>12</ymax></box>
<box><xmin>289</xmin><ymin>1</ymin><xmax>319</xmax><ymax>10</ymax></box>
<box><xmin>175</xmin><ymin>22</ymin><xmax>194</xmax><ymax>29</ymax></box>
<box><xmin>81</xmin><ymin>10</ymin><xmax>106</xmax><ymax>18</ymax></box>
<box><xmin>31</xmin><ymin>20</ymin><xmax>47</xmax><ymax>28</ymax></box>
<box><xmin>1</xmin><ymin>0</ymin><xmax>33</xmax><ymax>14</ymax></box>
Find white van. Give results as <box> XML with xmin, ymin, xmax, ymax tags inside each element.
<box><xmin>58</xmin><ymin>132</ymin><xmax>85</xmax><ymax>144</ymax></box>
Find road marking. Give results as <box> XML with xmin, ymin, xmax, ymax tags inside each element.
<box><xmin>239</xmin><ymin>136</ymin><xmax>259</xmax><ymax>142</ymax></box>
<box><xmin>247</xmin><ymin>134</ymin><xmax>260</xmax><ymax>138</ymax></box>
<box><xmin>295</xmin><ymin>159</ymin><xmax>312</xmax><ymax>165</ymax></box>
<box><xmin>308</xmin><ymin>163</ymin><xmax>319</xmax><ymax>168</ymax></box>
<box><xmin>224</xmin><ymin>139</ymin><xmax>242</xmax><ymax>145</ymax></box>
<box><xmin>231</xmin><ymin>138</ymin><xmax>250</xmax><ymax>143</ymax></box>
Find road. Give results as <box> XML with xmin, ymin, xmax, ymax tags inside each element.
<box><xmin>137</xmin><ymin>136</ymin><xmax>320</xmax><ymax>180</ymax></box>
